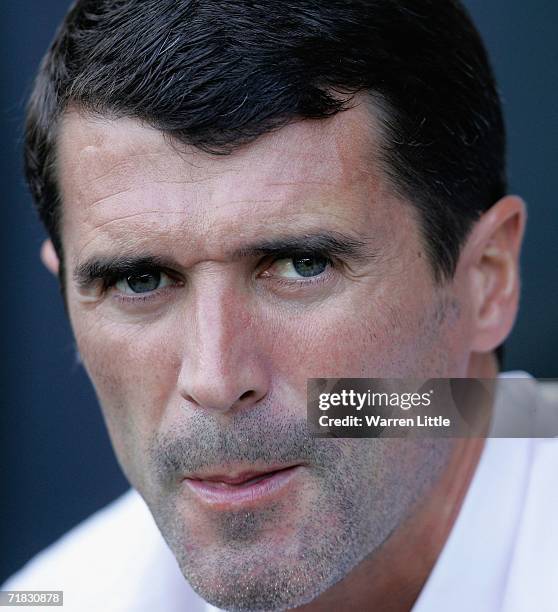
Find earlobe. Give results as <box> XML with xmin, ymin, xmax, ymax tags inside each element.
<box><xmin>466</xmin><ymin>195</ymin><xmax>527</xmax><ymax>353</ymax></box>
<box><xmin>41</xmin><ymin>239</ymin><xmax>60</xmax><ymax>276</ymax></box>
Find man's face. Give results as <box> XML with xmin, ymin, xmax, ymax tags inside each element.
<box><xmin>57</xmin><ymin>103</ymin><xmax>472</xmax><ymax>610</ymax></box>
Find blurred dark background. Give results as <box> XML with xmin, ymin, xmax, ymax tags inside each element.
<box><xmin>1</xmin><ymin>0</ymin><xmax>557</xmax><ymax>584</ymax></box>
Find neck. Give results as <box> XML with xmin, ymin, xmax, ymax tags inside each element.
<box><xmin>467</xmin><ymin>350</ymin><xmax>499</xmax><ymax>378</ymax></box>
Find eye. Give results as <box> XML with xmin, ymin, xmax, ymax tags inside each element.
<box><xmin>114</xmin><ymin>270</ymin><xmax>174</xmax><ymax>295</ymax></box>
<box><xmin>267</xmin><ymin>255</ymin><xmax>330</xmax><ymax>279</ymax></box>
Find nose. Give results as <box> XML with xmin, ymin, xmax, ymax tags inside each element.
<box><xmin>176</xmin><ymin>284</ymin><xmax>270</xmax><ymax>413</ymax></box>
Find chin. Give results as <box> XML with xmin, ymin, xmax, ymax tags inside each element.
<box><xmin>180</xmin><ymin>551</ymin><xmax>335</xmax><ymax>612</ymax></box>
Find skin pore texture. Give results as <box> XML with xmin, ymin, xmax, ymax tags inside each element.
<box><xmin>49</xmin><ymin>99</ymin><xmax>524</xmax><ymax>611</ymax></box>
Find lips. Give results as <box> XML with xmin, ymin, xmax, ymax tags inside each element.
<box><xmin>182</xmin><ymin>464</ymin><xmax>302</xmax><ymax>508</ymax></box>
<box><xmin>187</xmin><ymin>466</ymin><xmax>296</xmax><ymax>486</ymax></box>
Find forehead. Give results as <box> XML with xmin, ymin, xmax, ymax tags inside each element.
<box><xmin>58</xmin><ymin>101</ymin><xmax>377</xmax><ymax>182</ymax></box>
<box><xmin>55</xmin><ymin>101</ymin><xmax>405</xmax><ymax>262</ymax></box>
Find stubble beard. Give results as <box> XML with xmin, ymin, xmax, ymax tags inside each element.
<box><xmin>139</xmin><ymin>409</ymin><xmax>452</xmax><ymax>611</ymax></box>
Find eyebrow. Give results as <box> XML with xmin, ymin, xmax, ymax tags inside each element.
<box><xmin>73</xmin><ymin>255</ymin><xmax>172</xmax><ymax>288</ymax></box>
<box><xmin>231</xmin><ymin>231</ymin><xmax>374</xmax><ymax>261</ymax></box>
<box><xmin>73</xmin><ymin>231</ymin><xmax>375</xmax><ymax>287</ymax></box>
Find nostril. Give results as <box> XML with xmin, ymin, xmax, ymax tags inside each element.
<box><xmin>239</xmin><ymin>390</ymin><xmax>255</xmax><ymax>401</ymax></box>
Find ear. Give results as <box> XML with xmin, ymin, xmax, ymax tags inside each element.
<box><xmin>457</xmin><ymin>195</ymin><xmax>527</xmax><ymax>353</ymax></box>
<box><xmin>41</xmin><ymin>239</ymin><xmax>60</xmax><ymax>276</ymax></box>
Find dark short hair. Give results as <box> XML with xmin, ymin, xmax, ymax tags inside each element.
<box><xmin>25</xmin><ymin>0</ymin><xmax>507</xmax><ymax>359</ymax></box>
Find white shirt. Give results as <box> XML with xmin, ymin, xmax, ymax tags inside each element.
<box><xmin>4</xmin><ymin>373</ymin><xmax>557</xmax><ymax>611</ymax></box>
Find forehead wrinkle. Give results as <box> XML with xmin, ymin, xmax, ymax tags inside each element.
<box><xmin>266</xmin><ymin>180</ymin><xmax>339</xmax><ymax>188</ymax></box>
<box><xmin>86</xmin><ymin>210</ymin><xmax>187</xmax><ymax>233</ymax></box>
<box><xmin>82</xmin><ymin>186</ymin><xmax>135</xmax><ymax>210</ymax></box>
<box><xmin>81</xmin><ymin>149</ymin><xmax>171</xmax><ymax>176</ymax></box>
<box><xmin>81</xmin><ymin>153</ymin><xmax>239</xmax><ymax>189</ymax></box>
<box><xmin>72</xmin><ymin>211</ymin><xmax>192</xmax><ymax>260</ymax></box>
<box><xmin>65</xmin><ymin>136</ymin><xmax>172</xmax><ymax>186</ymax></box>
<box><xmin>151</xmin><ymin>175</ymin><xmax>233</xmax><ymax>186</ymax></box>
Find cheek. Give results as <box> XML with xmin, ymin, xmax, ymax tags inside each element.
<box><xmin>268</xmin><ymin>288</ymin><xmax>464</xmax><ymax>384</ymax></box>
<box><xmin>71</xmin><ymin>313</ymin><xmax>181</xmax><ymax>481</ymax></box>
